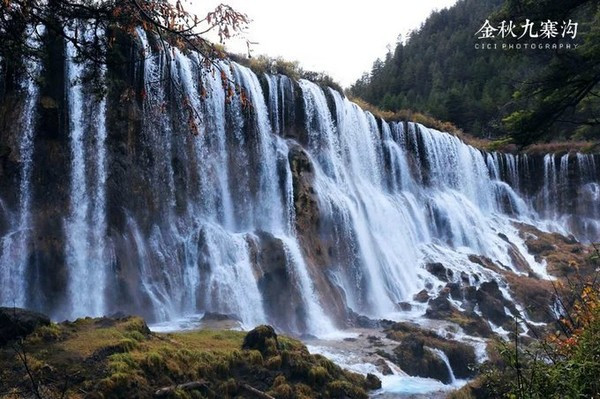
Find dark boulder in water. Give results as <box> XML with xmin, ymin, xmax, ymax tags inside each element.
<box><xmin>424</xmin><ymin>294</ymin><xmax>493</xmax><ymax>338</ymax></box>
<box><xmin>349</xmin><ymin>312</ymin><xmax>380</xmax><ymax>329</ymax></box>
<box><xmin>425</xmin><ymin>295</ymin><xmax>453</xmax><ymax>319</ymax></box>
<box><xmin>365</xmin><ymin>373</ymin><xmax>382</xmax><ymax>390</ymax></box>
<box><xmin>374</xmin><ymin>357</ymin><xmax>394</xmax><ymax>375</ymax></box>
<box><xmin>0</xmin><ymin>307</ymin><xmax>50</xmax><ymax>346</ymax></box>
<box><xmin>446</xmin><ymin>282</ymin><xmax>462</xmax><ymax>300</ymax></box>
<box><xmin>385</xmin><ymin>322</ymin><xmax>477</xmax><ymax>381</ymax></box>
<box><xmin>392</xmin><ymin>335</ymin><xmax>452</xmax><ymax>383</ymax></box>
<box><xmin>414</xmin><ymin>289</ymin><xmax>430</xmax><ymax>303</ymax></box>
<box><xmin>426</xmin><ymin>262</ymin><xmax>452</xmax><ymax>282</ymax></box>
<box><xmin>476</xmin><ymin>281</ymin><xmax>514</xmax><ymax>326</ymax></box>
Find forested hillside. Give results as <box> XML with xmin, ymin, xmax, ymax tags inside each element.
<box><xmin>349</xmin><ymin>0</ymin><xmax>600</xmax><ymax>146</ymax></box>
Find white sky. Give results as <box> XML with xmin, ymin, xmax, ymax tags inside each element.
<box><xmin>193</xmin><ymin>0</ymin><xmax>458</xmax><ymax>88</ymax></box>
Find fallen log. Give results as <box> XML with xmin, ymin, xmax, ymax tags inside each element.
<box><xmin>239</xmin><ymin>383</ymin><xmax>276</xmax><ymax>399</ymax></box>
<box><xmin>154</xmin><ymin>380</ymin><xmax>208</xmax><ymax>397</ymax></box>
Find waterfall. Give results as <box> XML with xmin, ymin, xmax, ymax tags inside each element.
<box><xmin>63</xmin><ymin>25</ymin><xmax>109</xmax><ymax>317</ymax></box>
<box><xmin>429</xmin><ymin>348</ymin><xmax>457</xmax><ymax>385</ymax></box>
<box><xmin>0</xmin><ymin>29</ymin><xmax>598</xmax><ymax>335</ymax></box>
<box><xmin>0</xmin><ymin>25</ymin><xmax>44</xmax><ymax>308</ymax></box>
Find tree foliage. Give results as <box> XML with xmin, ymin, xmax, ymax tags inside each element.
<box><xmin>349</xmin><ymin>0</ymin><xmax>519</xmax><ymax>139</ymax></box>
<box><xmin>499</xmin><ymin>0</ymin><xmax>600</xmax><ymax>146</ymax></box>
<box><xmin>477</xmin><ymin>248</ymin><xmax>600</xmax><ymax>398</ymax></box>
<box><xmin>349</xmin><ymin>0</ymin><xmax>600</xmax><ymax>146</ymax></box>
<box><xmin>0</xmin><ymin>0</ymin><xmax>249</xmax><ymax>85</ymax></box>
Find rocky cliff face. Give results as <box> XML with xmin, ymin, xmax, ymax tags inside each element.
<box><xmin>0</xmin><ymin>24</ymin><xmax>598</xmax><ymax>335</ymax></box>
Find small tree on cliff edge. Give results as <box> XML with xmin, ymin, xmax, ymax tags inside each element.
<box><xmin>0</xmin><ymin>0</ymin><xmax>250</xmax><ymax>134</ymax></box>
<box><xmin>0</xmin><ymin>0</ymin><xmax>249</xmax><ymax>64</ymax></box>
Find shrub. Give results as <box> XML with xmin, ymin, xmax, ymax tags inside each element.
<box><xmin>265</xmin><ymin>354</ymin><xmax>282</xmax><ymax>369</ymax></box>
<box><xmin>272</xmin><ymin>375</ymin><xmax>287</xmax><ymax>387</ymax></box>
<box><xmin>117</xmin><ymin>338</ymin><xmax>139</xmax><ymax>352</ymax></box>
<box><xmin>326</xmin><ymin>380</ymin><xmax>368</xmax><ymax>399</ymax></box>
<box><xmin>143</xmin><ymin>351</ymin><xmax>165</xmax><ymax>371</ymax></box>
<box><xmin>213</xmin><ymin>359</ymin><xmax>230</xmax><ymax>377</ymax></box>
<box><xmin>477</xmin><ymin>248</ymin><xmax>600</xmax><ymax>398</ymax></box>
<box><xmin>124</xmin><ymin>330</ymin><xmax>146</xmax><ymax>342</ymax></box>
<box><xmin>272</xmin><ymin>383</ymin><xmax>294</xmax><ymax>399</ymax></box>
<box><xmin>308</xmin><ymin>366</ymin><xmax>329</xmax><ymax>386</ymax></box>
<box><xmin>244</xmin><ymin>349</ymin><xmax>264</xmax><ymax>366</ymax></box>
<box><xmin>32</xmin><ymin>324</ymin><xmax>63</xmax><ymax>342</ymax></box>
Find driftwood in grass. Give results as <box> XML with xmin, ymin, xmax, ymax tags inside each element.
<box><xmin>154</xmin><ymin>380</ymin><xmax>208</xmax><ymax>397</ymax></box>
<box><xmin>239</xmin><ymin>383</ymin><xmax>276</xmax><ymax>399</ymax></box>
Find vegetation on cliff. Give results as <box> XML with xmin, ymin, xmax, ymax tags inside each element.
<box><xmin>349</xmin><ymin>0</ymin><xmax>517</xmax><ymax>138</ymax></box>
<box><xmin>498</xmin><ymin>0</ymin><xmax>600</xmax><ymax>146</ymax></box>
<box><xmin>349</xmin><ymin>0</ymin><xmax>600</xmax><ymax>146</ymax></box>
<box><xmin>450</xmin><ymin>244</ymin><xmax>600</xmax><ymax>399</ymax></box>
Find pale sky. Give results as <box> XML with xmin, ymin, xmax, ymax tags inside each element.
<box><xmin>194</xmin><ymin>1</ymin><xmax>458</xmax><ymax>88</ymax></box>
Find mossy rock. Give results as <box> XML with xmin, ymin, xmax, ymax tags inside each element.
<box><xmin>393</xmin><ymin>336</ymin><xmax>452</xmax><ymax>383</ymax></box>
<box><xmin>0</xmin><ymin>307</ymin><xmax>51</xmax><ymax>346</ymax></box>
<box><xmin>242</xmin><ymin>324</ymin><xmax>280</xmax><ymax>356</ymax></box>
<box><xmin>386</xmin><ymin>322</ymin><xmax>476</xmax><ymax>381</ymax></box>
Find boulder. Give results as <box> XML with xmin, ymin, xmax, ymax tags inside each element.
<box><xmin>475</xmin><ymin>281</ymin><xmax>512</xmax><ymax>326</ymax></box>
<box><xmin>242</xmin><ymin>325</ymin><xmax>280</xmax><ymax>356</ymax></box>
<box><xmin>413</xmin><ymin>289</ymin><xmax>430</xmax><ymax>303</ymax></box>
<box><xmin>525</xmin><ymin>236</ymin><xmax>556</xmax><ymax>255</ymax></box>
<box><xmin>200</xmin><ymin>312</ymin><xmax>243</xmax><ymax>330</ymax></box>
<box><xmin>504</xmin><ymin>273</ymin><xmax>555</xmax><ymax>323</ymax></box>
<box><xmin>385</xmin><ymin>322</ymin><xmax>476</xmax><ymax>380</ymax></box>
<box><xmin>446</xmin><ymin>282</ymin><xmax>462</xmax><ymax>300</ymax></box>
<box><xmin>374</xmin><ymin>358</ymin><xmax>393</xmax><ymax>375</ymax></box>
<box><xmin>425</xmin><ymin>296</ymin><xmax>454</xmax><ymax>319</ymax></box>
<box><xmin>441</xmin><ymin>341</ymin><xmax>477</xmax><ymax>379</ymax></box>
<box><xmin>0</xmin><ymin>307</ymin><xmax>51</xmax><ymax>346</ymax></box>
<box><xmin>460</xmin><ymin>271</ymin><xmax>470</xmax><ymax>285</ymax></box>
<box><xmin>348</xmin><ymin>309</ymin><xmax>381</xmax><ymax>329</ymax></box>
<box><xmin>422</xmin><ymin>291</ymin><xmax>493</xmax><ymax>338</ymax></box>
<box><xmin>392</xmin><ymin>336</ymin><xmax>452</xmax><ymax>383</ymax></box>
<box><xmin>426</xmin><ymin>262</ymin><xmax>450</xmax><ymax>282</ymax></box>
<box><xmin>365</xmin><ymin>373</ymin><xmax>382</xmax><ymax>390</ymax></box>
<box><xmin>201</xmin><ymin>312</ymin><xmax>241</xmax><ymax>322</ymax></box>
<box><xmin>458</xmin><ymin>313</ymin><xmax>494</xmax><ymax>338</ymax></box>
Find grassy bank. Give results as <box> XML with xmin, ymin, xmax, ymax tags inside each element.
<box><xmin>0</xmin><ymin>317</ymin><xmax>379</xmax><ymax>399</ymax></box>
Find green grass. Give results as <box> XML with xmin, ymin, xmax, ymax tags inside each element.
<box><xmin>0</xmin><ymin>317</ymin><xmax>375</xmax><ymax>399</ymax></box>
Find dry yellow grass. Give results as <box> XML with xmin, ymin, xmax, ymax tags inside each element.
<box><xmin>347</xmin><ymin>95</ymin><xmax>500</xmax><ymax>152</ymax></box>
<box><xmin>348</xmin><ymin>96</ymin><xmax>598</xmax><ymax>154</ymax></box>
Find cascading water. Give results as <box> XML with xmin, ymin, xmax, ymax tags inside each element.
<box><xmin>0</xmin><ymin>25</ymin><xmax>44</xmax><ymax>308</ymax></box>
<box><xmin>0</xmin><ymin>28</ymin><xmax>598</xmax><ymax>338</ymax></box>
<box><xmin>429</xmin><ymin>348</ymin><xmax>457</xmax><ymax>385</ymax></box>
<box><xmin>64</xmin><ymin>25</ymin><xmax>109</xmax><ymax>317</ymax></box>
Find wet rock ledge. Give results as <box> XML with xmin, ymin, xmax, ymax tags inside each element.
<box><xmin>0</xmin><ymin>310</ymin><xmax>380</xmax><ymax>399</ymax></box>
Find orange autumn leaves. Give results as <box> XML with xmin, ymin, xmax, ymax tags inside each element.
<box><xmin>550</xmin><ymin>259</ymin><xmax>600</xmax><ymax>355</ymax></box>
